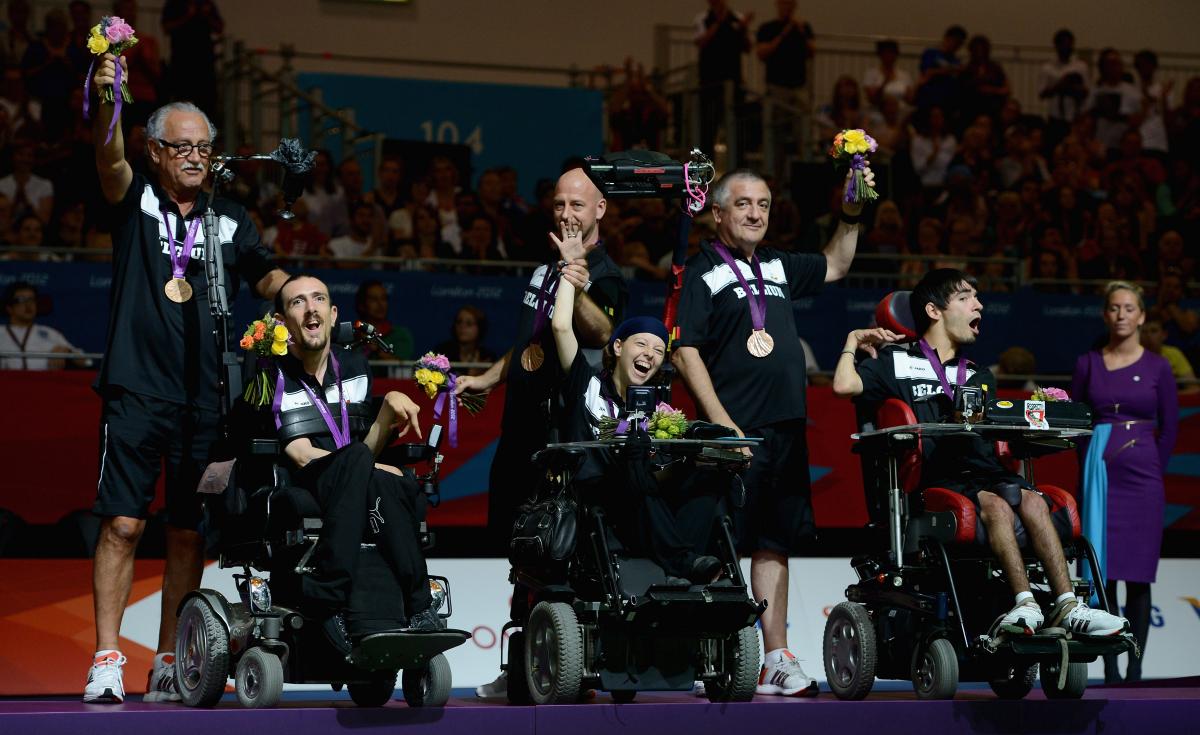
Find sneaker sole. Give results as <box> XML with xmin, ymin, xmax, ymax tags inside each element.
<box><xmin>755</xmin><ymin>682</ymin><xmax>819</xmax><ymax>697</ymax></box>
<box><xmin>82</xmin><ymin>689</ymin><xmax>124</xmax><ymax>704</ymax></box>
<box><xmin>143</xmin><ymin>691</ymin><xmax>182</xmax><ymax>703</ymax></box>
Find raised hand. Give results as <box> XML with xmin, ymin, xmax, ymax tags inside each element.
<box><xmin>549</xmin><ymin>219</ymin><xmax>587</xmax><ymax>262</ymax></box>
<box><xmin>847</xmin><ymin>327</ymin><xmax>903</xmax><ymax>359</ymax></box>
<box><xmin>92</xmin><ymin>53</ymin><xmax>128</xmax><ymax>95</ymax></box>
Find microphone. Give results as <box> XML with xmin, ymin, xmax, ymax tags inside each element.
<box><xmin>269</xmin><ymin>138</ymin><xmax>316</xmax><ymax>221</ymax></box>
<box><xmin>353</xmin><ymin>320</ymin><xmax>394</xmax><ymax>354</ymax></box>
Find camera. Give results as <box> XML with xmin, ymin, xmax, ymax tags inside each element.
<box><xmin>584</xmin><ymin>149</ymin><xmax>714</xmax><ymax>201</ymax></box>
<box><xmin>954</xmin><ymin>385</ymin><xmax>985</xmax><ymax>424</ymax></box>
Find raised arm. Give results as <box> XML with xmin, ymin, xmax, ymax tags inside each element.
<box><xmin>92</xmin><ymin>53</ymin><xmax>133</xmax><ymax>205</ymax></box>
<box><xmin>823</xmin><ymin>167</ymin><xmax>874</xmax><ymax>282</ymax></box>
<box><xmin>552</xmin><ymin>272</ymin><xmax>580</xmax><ymax>372</ymax></box>
<box><xmin>832</xmin><ymin>328</ymin><xmax>902</xmax><ymax>397</ymax></box>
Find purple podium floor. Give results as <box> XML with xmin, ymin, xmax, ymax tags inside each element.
<box><xmin>4</xmin><ymin>684</ymin><xmax>1198</xmax><ymax>735</ymax></box>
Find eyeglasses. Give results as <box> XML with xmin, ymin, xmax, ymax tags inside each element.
<box><xmin>156</xmin><ymin>139</ymin><xmax>214</xmax><ymax>158</ymax></box>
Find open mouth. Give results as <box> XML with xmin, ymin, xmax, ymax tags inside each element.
<box><xmin>303</xmin><ymin>316</ymin><xmax>322</xmax><ymax>338</ymax></box>
<box><xmin>631</xmin><ymin>358</ymin><xmax>653</xmax><ymax>381</ymax></box>
<box><xmin>969</xmin><ymin>316</ymin><xmax>981</xmax><ymax>335</ymax></box>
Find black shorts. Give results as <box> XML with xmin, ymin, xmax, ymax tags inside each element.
<box><xmin>732</xmin><ymin>418</ymin><xmax>815</xmax><ymax>556</ymax></box>
<box><xmin>93</xmin><ymin>388</ymin><xmax>220</xmax><ymax>530</ymax></box>
<box><xmin>936</xmin><ymin>472</ymin><xmax>1038</xmax><ymax>508</ymax></box>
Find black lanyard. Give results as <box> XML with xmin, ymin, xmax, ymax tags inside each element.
<box><xmin>5</xmin><ymin>325</ymin><xmax>31</xmax><ymax>370</ymax></box>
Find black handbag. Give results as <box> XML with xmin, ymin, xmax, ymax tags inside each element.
<box><xmin>509</xmin><ymin>489</ymin><xmax>577</xmax><ymax>566</ymax></box>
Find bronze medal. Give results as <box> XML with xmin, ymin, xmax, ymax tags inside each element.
<box><xmin>520</xmin><ymin>343</ymin><xmax>544</xmax><ymax>371</ymax></box>
<box><xmin>164</xmin><ymin>278</ymin><xmax>193</xmax><ymax>303</ymax></box>
<box><xmin>747</xmin><ymin>329</ymin><xmax>774</xmax><ymax>358</ymax></box>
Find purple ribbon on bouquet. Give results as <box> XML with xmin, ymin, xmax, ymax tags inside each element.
<box><xmin>83</xmin><ymin>57</ymin><xmax>124</xmax><ymax>146</ymax></box>
<box><xmin>843</xmin><ymin>154</ymin><xmax>866</xmax><ymax>203</ymax></box>
<box><xmin>434</xmin><ymin>372</ymin><xmax>459</xmax><ymax>448</ymax></box>
<box><xmin>605</xmin><ymin>396</ymin><xmax>647</xmax><ymax>436</ymax></box>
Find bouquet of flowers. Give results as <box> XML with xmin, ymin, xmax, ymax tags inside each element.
<box><xmin>1030</xmin><ymin>386</ymin><xmax>1070</xmax><ymax>402</ymax></box>
<box><xmin>599</xmin><ymin>401</ymin><xmax>691</xmax><ymax>441</ymax></box>
<box><xmin>414</xmin><ymin>352</ymin><xmax>485</xmax><ymax>449</ymax></box>
<box><xmin>828</xmin><ymin>129</ymin><xmax>880</xmax><ymax>205</ymax></box>
<box><xmin>83</xmin><ymin>16</ymin><xmax>139</xmax><ymax>145</ymax></box>
<box><xmin>240</xmin><ymin>314</ymin><xmax>289</xmax><ymax>407</ymax></box>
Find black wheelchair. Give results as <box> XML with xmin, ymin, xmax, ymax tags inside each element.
<box><xmin>175</xmin><ymin>339</ymin><xmax>469</xmax><ymax>709</ymax></box>
<box><xmin>822</xmin><ymin>293</ymin><xmax>1137</xmax><ymax>701</ymax></box>
<box><xmin>499</xmin><ymin>434</ymin><xmax>765</xmax><ymax>705</ymax></box>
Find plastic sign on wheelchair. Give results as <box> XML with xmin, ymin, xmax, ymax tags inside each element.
<box><xmin>502</xmin><ymin>436</ymin><xmax>766</xmax><ymax>706</ymax></box>
<box><xmin>825</xmin><ymin>405</ymin><xmax>1139</xmax><ymax>701</ymax></box>
<box><xmin>176</xmin><ymin>417</ymin><xmax>470</xmax><ymax>710</ymax></box>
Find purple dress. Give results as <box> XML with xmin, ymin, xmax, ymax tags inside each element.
<box><xmin>1071</xmin><ymin>350</ymin><xmax>1178</xmax><ymax>583</ymax></box>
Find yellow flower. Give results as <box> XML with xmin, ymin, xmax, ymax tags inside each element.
<box><xmin>272</xmin><ymin>325</ymin><xmax>289</xmax><ymax>342</ymax></box>
<box><xmin>87</xmin><ymin>33</ymin><xmax>110</xmax><ymax>55</ymax></box>
<box><xmin>842</xmin><ymin>129</ymin><xmax>869</xmax><ymax>154</ymax></box>
<box><xmin>423</xmin><ymin>382</ymin><xmax>438</xmax><ymax>399</ymax></box>
<box><xmin>415</xmin><ymin>368</ymin><xmax>431</xmax><ymax>385</ymax></box>
<box><xmin>431</xmin><ymin>372</ymin><xmax>446</xmax><ymax>385</ymax></box>
<box><xmin>271</xmin><ymin>340</ymin><xmax>288</xmax><ymax>356</ymax></box>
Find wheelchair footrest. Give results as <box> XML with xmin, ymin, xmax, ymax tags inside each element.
<box><xmin>987</xmin><ymin>630</ymin><xmax>1137</xmax><ymax>660</ymax></box>
<box><xmin>349</xmin><ymin>630</ymin><xmax>470</xmax><ymax>672</ymax></box>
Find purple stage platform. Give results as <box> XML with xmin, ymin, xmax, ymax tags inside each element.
<box><xmin>5</xmin><ymin>685</ymin><xmax>1198</xmax><ymax>735</ymax></box>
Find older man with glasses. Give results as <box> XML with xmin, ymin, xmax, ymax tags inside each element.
<box><xmin>82</xmin><ymin>52</ymin><xmax>289</xmax><ymax>704</ymax></box>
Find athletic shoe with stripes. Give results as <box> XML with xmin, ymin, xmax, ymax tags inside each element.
<box><xmin>1050</xmin><ymin>598</ymin><xmax>1129</xmax><ymax>637</ymax></box>
<box><xmin>83</xmin><ymin>651</ymin><xmax>127</xmax><ymax>704</ymax></box>
<box><xmin>756</xmin><ymin>650</ymin><xmax>819</xmax><ymax>697</ymax></box>
<box><xmin>143</xmin><ymin>653</ymin><xmax>182</xmax><ymax>703</ymax></box>
<box><xmin>997</xmin><ymin>600</ymin><xmax>1044</xmax><ymax>636</ymax></box>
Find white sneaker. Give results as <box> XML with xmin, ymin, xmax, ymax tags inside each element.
<box><xmin>1053</xmin><ymin>599</ymin><xmax>1129</xmax><ymax>637</ymax></box>
<box><xmin>756</xmin><ymin>650</ymin><xmax>818</xmax><ymax>697</ymax></box>
<box><xmin>475</xmin><ymin>671</ymin><xmax>507</xmax><ymax>698</ymax></box>
<box><xmin>691</xmin><ymin>680</ymin><xmax>706</xmax><ymax>697</ymax></box>
<box><xmin>83</xmin><ymin>651</ymin><xmax>127</xmax><ymax>704</ymax></box>
<box><xmin>143</xmin><ymin>653</ymin><xmax>182</xmax><ymax>703</ymax></box>
<box><xmin>997</xmin><ymin>600</ymin><xmax>1044</xmax><ymax>635</ymax></box>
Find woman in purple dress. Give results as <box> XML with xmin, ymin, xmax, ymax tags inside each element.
<box><xmin>1072</xmin><ymin>282</ymin><xmax>1178</xmax><ymax>682</ymax></box>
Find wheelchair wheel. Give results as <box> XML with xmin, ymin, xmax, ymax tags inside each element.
<box><xmin>348</xmin><ymin>671</ymin><xmax>397</xmax><ymax>707</ymax></box>
<box><xmin>989</xmin><ymin>662</ymin><xmax>1038</xmax><ymax>700</ymax></box>
<box><xmin>611</xmin><ymin>689</ymin><xmax>636</xmax><ymax>704</ymax></box>
<box><xmin>506</xmin><ymin>631</ymin><xmax>531</xmax><ymax>705</ymax></box>
<box><xmin>1041</xmin><ymin>660</ymin><xmax>1088</xmax><ymax>699</ymax></box>
<box><xmin>175</xmin><ymin>597</ymin><xmax>230</xmax><ymax>708</ymax></box>
<box><xmin>911</xmin><ymin>638</ymin><xmax>958</xmax><ymax>700</ymax></box>
<box><xmin>706</xmin><ymin>625</ymin><xmax>760</xmax><ymax>703</ymax></box>
<box><xmin>823</xmin><ymin>602</ymin><xmax>877</xmax><ymax>701</ymax></box>
<box><xmin>402</xmin><ymin>653</ymin><xmax>452</xmax><ymax>707</ymax></box>
<box><xmin>525</xmin><ymin>601</ymin><xmax>584</xmax><ymax>705</ymax></box>
<box><xmin>235</xmin><ymin>647</ymin><xmax>284</xmax><ymax>709</ymax></box>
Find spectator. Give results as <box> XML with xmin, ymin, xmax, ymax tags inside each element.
<box><xmin>387</xmin><ymin>177</ymin><xmax>432</xmax><ymax>243</ymax></box>
<box><xmin>1037</xmin><ymin>29</ymin><xmax>1089</xmax><ymax>149</ymax></box>
<box><xmin>899</xmin><ymin>217</ymin><xmax>944</xmax><ymax>287</ymax></box>
<box><xmin>1153</xmin><ymin>268</ymin><xmax>1200</xmax><ymax>359</ymax></box>
<box><xmin>364</xmin><ymin>155</ymin><xmax>407</xmax><ymax>221</ymax></box>
<box><xmin>434</xmin><ymin>305</ymin><xmax>497</xmax><ymax>377</ymax></box>
<box><xmin>863</xmin><ymin>39</ymin><xmax>913</xmax><ymax>110</ymax></box>
<box><xmin>996</xmin><ymin>126</ymin><xmax>1050</xmax><ymax>188</ymax></box>
<box><xmin>1087</xmin><ymin>49</ymin><xmax>1141</xmax><ymax>154</ymax></box>
<box><xmin>1048</xmin><ymin>185</ymin><xmax>1086</xmax><ymax>247</ymax></box>
<box><xmin>426</xmin><ymin>155</ymin><xmax>463</xmax><ymax>245</ymax></box>
<box><xmin>1079</xmin><ymin>202</ymin><xmax>1142</xmax><ymax>282</ymax></box>
<box><xmin>1</xmin><ymin>212</ymin><xmax>53</xmax><ymax>260</ymax></box>
<box><xmin>1153</xmin><ymin>229</ymin><xmax>1195</xmax><ymax>283</ymax></box>
<box><xmin>497</xmin><ymin>165</ymin><xmax>529</xmax><ymax>216</ymax></box>
<box><xmin>161</xmin><ymin>0</ymin><xmax>224</xmax><ymax>115</ymax></box>
<box><xmin>327</xmin><ymin>200</ymin><xmax>379</xmax><ymax>267</ymax></box>
<box><xmin>1104</xmin><ymin>129</ymin><xmax>1166</xmax><ymax>192</ymax></box>
<box><xmin>1</xmin><ymin>0</ymin><xmax>34</xmax><ymax>68</ymax></box>
<box><xmin>1027</xmin><ymin>223</ymin><xmax>1079</xmax><ymax>294</ymax></box>
<box><xmin>910</xmin><ymin>105</ymin><xmax>956</xmax><ymax>190</ymax></box>
<box><xmin>865</xmin><ymin>94</ymin><xmax>907</xmax><ymax>160</ymax></box>
<box><xmin>404</xmin><ymin>203</ymin><xmax>448</xmax><ymax>262</ymax></box>
<box><xmin>458</xmin><ymin>213</ymin><xmax>505</xmax><ymax>267</ymax></box>
<box><xmin>264</xmin><ymin>197</ymin><xmax>328</xmax><ymax>264</ymax></box>
<box><xmin>814</xmin><ymin>75</ymin><xmax>864</xmax><ymax>148</ymax></box>
<box><xmin>20</xmin><ymin>9</ymin><xmax>85</xmax><ymax>140</ymax></box>
<box><xmin>1133</xmin><ymin>50</ymin><xmax>1171</xmax><ymax>156</ymax></box>
<box><xmin>991</xmin><ymin>346</ymin><xmax>1038</xmax><ymax>391</ymax></box>
<box><xmin>336</xmin><ymin>157</ymin><xmax>385</xmax><ymax>242</ymax></box>
<box><xmin>52</xmin><ymin>200</ymin><xmax>86</xmax><ymax>250</ymax></box>
<box><xmin>863</xmin><ymin>199</ymin><xmax>905</xmax><ymax>263</ymax></box>
<box><xmin>0</xmin><ymin>281</ymin><xmax>82</xmax><ymax>369</ymax></box>
<box><xmin>952</xmin><ymin>123</ymin><xmax>996</xmax><ymax>184</ymax></box>
<box><xmin>756</xmin><ymin>0</ymin><xmax>814</xmax><ymax>163</ymax></box>
<box><xmin>0</xmin><ymin>66</ymin><xmax>42</xmax><ymax>141</ymax></box>
<box><xmin>694</xmin><ymin>0</ymin><xmax>754</xmax><ymax>155</ymax></box>
<box><xmin>1142</xmin><ymin>316</ymin><xmax>1198</xmax><ymax>393</ymax></box>
<box><xmin>960</xmin><ymin>35</ymin><xmax>1009</xmax><ymax>125</ymax></box>
<box><xmin>992</xmin><ymin>190</ymin><xmax>1027</xmax><ymax>252</ymax></box>
<box><xmin>941</xmin><ymin>165</ymin><xmax>988</xmax><ymax>242</ymax></box>
<box><xmin>355</xmin><ymin>279</ymin><xmax>413</xmax><ymax>367</ymax></box>
<box><xmin>117</xmin><ymin>0</ymin><xmax>164</xmax><ymax>123</ymax></box>
<box><xmin>607</xmin><ymin>59</ymin><xmax>669</xmax><ymax>151</ymax></box>
<box><xmin>916</xmin><ymin>24</ymin><xmax>966</xmax><ymax>114</ymax></box>
<box><xmin>478</xmin><ymin>168</ymin><xmax>519</xmax><ymax>257</ymax></box>
<box><xmin>299</xmin><ymin>149</ymin><xmax>345</xmax><ymax>237</ymax></box>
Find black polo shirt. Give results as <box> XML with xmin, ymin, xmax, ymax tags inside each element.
<box><xmin>674</xmin><ymin>241</ymin><xmax>825</xmax><ymax>430</ymax></box>
<box><xmin>698</xmin><ymin>10</ymin><xmax>749</xmax><ymax>84</ymax></box>
<box><xmin>855</xmin><ymin>342</ymin><xmax>1007</xmax><ymax>487</ymax></box>
<box><xmin>500</xmin><ymin>243</ymin><xmax>627</xmax><ymax>436</ymax></box>
<box><xmin>756</xmin><ymin>19</ymin><xmax>814</xmax><ymax>88</ymax></box>
<box><xmin>273</xmin><ymin>347</ymin><xmax>372</xmax><ymax>454</ymax></box>
<box><xmin>97</xmin><ymin>173</ymin><xmax>274</xmax><ymax>410</ymax></box>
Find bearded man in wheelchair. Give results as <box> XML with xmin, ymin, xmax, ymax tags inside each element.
<box><xmin>832</xmin><ymin>268</ymin><xmax>1128</xmax><ymax>639</ymax></box>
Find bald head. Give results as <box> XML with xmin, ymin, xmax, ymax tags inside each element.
<box><xmin>553</xmin><ymin>168</ymin><xmax>607</xmax><ymax>247</ymax></box>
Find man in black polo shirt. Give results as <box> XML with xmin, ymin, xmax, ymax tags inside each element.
<box><xmin>673</xmin><ymin>168</ymin><xmax>867</xmax><ymax>696</ymax></box>
<box><xmin>755</xmin><ymin>0</ymin><xmax>815</xmax><ymax>173</ymax></box>
<box><xmin>694</xmin><ymin>0</ymin><xmax>753</xmax><ymax>156</ymax></box>
<box><xmin>84</xmin><ymin>53</ymin><xmax>289</xmax><ymax>704</ymax></box>
<box><xmin>832</xmin><ymin>269</ymin><xmax>1127</xmax><ymax>640</ymax></box>
<box><xmin>454</xmin><ymin>167</ymin><xmax>627</xmax><ymax>550</ymax></box>
<box><xmin>271</xmin><ymin>274</ymin><xmax>439</xmax><ymax>655</ymax></box>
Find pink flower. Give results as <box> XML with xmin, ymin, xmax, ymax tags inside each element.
<box><xmin>104</xmin><ymin>17</ymin><xmax>135</xmax><ymax>44</ymax></box>
<box><xmin>1042</xmin><ymin>387</ymin><xmax>1070</xmax><ymax>401</ymax></box>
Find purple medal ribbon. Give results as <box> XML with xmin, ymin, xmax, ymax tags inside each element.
<box><xmin>433</xmin><ymin>372</ymin><xmax>459</xmax><ymax>448</ymax></box>
<box><xmin>605</xmin><ymin>394</ymin><xmax>646</xmax><ymax>436</ymax></box>
<box><xmin>527</xmin><ymin>263</ymin><xmax>560</xmax><ymax>348</ymax></box>
<box><xmin>272</xmin><ymin>353</ymin><xmax>351</xmax><ymax>448</ymax></box>
<box><xmin>83</xmin><ymin>58</ymin><xmax>124</xmax><ymax>146</ymax></box>
<box><xmin>713</xmin><ymin>242</ymin><xmax>768</xmax><ymax>332</ymax></box>
<box><xmin>160</xmin><ymin>210</ymin><xmax>202</xmax><ymax>280</ymax></box>
<box><xmin>917</xmin><ymin>338</ymin><xmax>967</xmax><ymax>402</ymax></box>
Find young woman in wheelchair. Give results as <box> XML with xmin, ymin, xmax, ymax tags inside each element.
<box><xmin>273</xmin><ymin>273</ymin><xmax>445</xmax><ymax>656</ymax></box>
<box><xmin>550</xmin><ymin>224</ymin><xmax>722</xmax><ymax>585</ymax></box>
<box><xmin>832</xmin><ymin>268</ymin><xmax>1128</xmax><ymax>637</ymax></box>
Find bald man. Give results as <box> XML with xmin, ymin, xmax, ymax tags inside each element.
<box><xmin>456</xmin><ymin>168</ymin><xmax>628</xmax><ymax>550</ymax></box>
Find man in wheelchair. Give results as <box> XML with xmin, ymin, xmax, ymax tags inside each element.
<box><xmin>272</xmin><ymin>273</ymin><xmax>445</xmax><ymax>656</ymax></box>
<box><xmin>832</xmin><ymin>268</ymin><xmax>1127</xmax><ymax>638</ymax></box>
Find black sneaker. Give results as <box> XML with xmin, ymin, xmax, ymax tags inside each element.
<box><xmin>321</xmin><ymin>612</ymin><xmax>353</xmax><ymax>657</ymax></box>
<box><xmin>686</xmin><ymin>555</ymin><xmax>723</xmax><ymax>585</ymax></box>
<box><xmin>405</xmin><ymin>608</ymin><xmax>447</xmax><ymax>632</ymax></box>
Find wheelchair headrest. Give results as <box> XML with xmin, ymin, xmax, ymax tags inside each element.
<box><xmin>332</xmin><ymin>321</ymin><xmax>356</xmax><ymax>346</ymax></box>
<box><xmin>874</xmin><ymin>291</ymin><xmax>917</xmax><ymax>340</ymax></box>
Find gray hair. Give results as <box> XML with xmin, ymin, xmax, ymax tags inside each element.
<box><xmin>710</xmin><ymin>169</ymin><xmax>770</xmax><ymax>210</ymax></box>
<box><xmin>146</xmin><ymin>102</ymin><xmax>218</xmax><ymax>142</ymax></box>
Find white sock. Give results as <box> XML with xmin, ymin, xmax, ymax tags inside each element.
<box><xmin>1055</xmin><ymin>592</ymin><xmax>1076</xmax><ymax>606</ymax></box>
<box><xmin>1015</xmin><ymin>591</ymin><xmax>1035</xmax><ymax>607</ymax></box>
<box><xmin>94</xmin><ymin>649</ymin><xmax>120</xmax><ymax>659</ymax></box>
<box><xmin>764</xmin><ymin>647</ymin><xmax>790</xmax><ymax>665</ymax></box>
